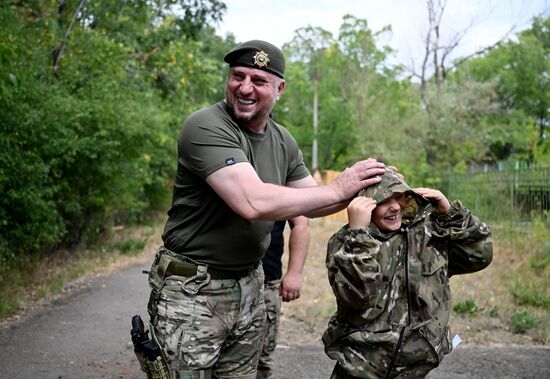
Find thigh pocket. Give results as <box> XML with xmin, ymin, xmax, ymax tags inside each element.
<box><xmin>157</xmin><ymin>277</ymin><xmax>239</xmax><ymax>332</ymax></box>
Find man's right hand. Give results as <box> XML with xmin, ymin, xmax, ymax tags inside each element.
<box><xmin>328</xmin><ymin>159</ymin><xmax>386</xmax><ymax>200</ymax></box>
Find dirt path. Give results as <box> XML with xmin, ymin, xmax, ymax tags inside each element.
<box><xmin>1</xmin><ymin>256</ymin><xmax>549</xmax><ymax>379</ymax></box>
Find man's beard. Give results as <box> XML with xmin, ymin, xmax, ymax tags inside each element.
<box><xmin>225</xmin><ymin>90</ymin><xmax>276</xmax><ymax>128</ymax></box>
<box><xmin>226</xmin><ymin>101</ymin><xmax>263</xmax><ymax>126</ymax></box>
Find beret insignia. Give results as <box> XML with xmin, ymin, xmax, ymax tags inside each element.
<box><xmin>253</xmin><ymin>51</ymin><xmax>270</xmax><ymax>68</ymax></box>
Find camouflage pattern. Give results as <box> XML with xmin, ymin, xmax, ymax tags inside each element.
<box><xmin>323</xmin><ymin>173</ymin><xmax>493</xmax><ymax>378</ymax></box>
<box><xmin>143</xmin><ymin>356</ymin><xmax>171</xmax><ymax>379</ymax></box>
<box><xmin>257</xmin><ymin>279</ymin><xmax>282</xmax><ymax>379</ymax></box>
<box><xmin>148</xmin><ymin>248</ymin><xmax>266</xmax><ymax>378</ymax></box>
<box><xmin>357</xmin><ymin>168</ymin><xmax>411</xmax><ymax>204</ymax></box>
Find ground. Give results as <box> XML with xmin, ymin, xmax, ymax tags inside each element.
<box><xmin>1</xmin><ymin>220</ymin><xmax>549</xmax><ymax>378</ymax></box>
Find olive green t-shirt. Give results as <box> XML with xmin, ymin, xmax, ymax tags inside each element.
<box><xmin>162</xmin><ymin>101</ymin><xmax>310</xmax><ymax>271</ymax></box>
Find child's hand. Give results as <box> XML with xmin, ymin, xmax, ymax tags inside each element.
<box><xmin>348</xmin><ymin>196</ymin><xmax>377</xmax><ymax>228</ymax></box>
<box><xmin>414</xmin><ymin>188</ymin><xmax>451</xmax><ymax>214</ymax></box>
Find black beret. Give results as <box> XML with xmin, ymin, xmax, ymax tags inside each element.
<box><xmin>224</xmin><ymin>40</ymin><xmax>285</xmax><ymax>79</ymax></box>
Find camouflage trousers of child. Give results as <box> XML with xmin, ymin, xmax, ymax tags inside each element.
<box><xmin>148</xmin><ymin>248</ymin><xmax>266</xmax><ymax>379</ymax></box>
<box><xmin>256</xmin><ymin>279</ymin><xmax>282</xmax><ymax>379</ymax></box>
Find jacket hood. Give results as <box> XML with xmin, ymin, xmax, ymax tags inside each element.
<box><xmin>358</xmin><ymin>168</ymin><xmax>411</xmax><ymax>203</ymax></box>
<box><xmin>358</xmin><ymin>168</ymin><xmax>432</xmax><ymax>230</ymax></box>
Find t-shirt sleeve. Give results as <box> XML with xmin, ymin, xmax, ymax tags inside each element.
<box><xmin>178</xmin><ymin>109</ymin><xmax>249</xmax><ymax>179</ymax></box>
<box><xmin>282</xmin><ymin>128</ymin><xmax>310</xmax><ymax>183</ymax></box>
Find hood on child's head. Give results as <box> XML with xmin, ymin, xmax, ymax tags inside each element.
<box><xmin>357</xmin><ymin>168</ymin><xmax>429</xmax><ymax>220</ymax></box>
<box><xmin>358</xmin><ymin>168</ymin><xmax>411</xmax><ymax>203</ymax></box>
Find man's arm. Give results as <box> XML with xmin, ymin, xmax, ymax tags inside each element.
<box><xmin>280</xmin><ymin>216</ymin><xmax>310</xmax><ymax>302</ymax></box>
<box><xmin>205</xmin><ymin>159</ymin><xmax>385</xmax><ymax>220</ymax></box>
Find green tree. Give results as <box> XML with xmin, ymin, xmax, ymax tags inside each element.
<box><xmin>458</xmin><ymin>15</ymin><xmax>550</xmax><ymax>162</ymax></box>
<box><xmin>280</xmin><ymin>16</ymin><xmax>415</xmax><ymax>173</ymax></box>
<box><xmin>282</xmin><ymin>26</ymin><xmax>335</xmax><ymax>172</ymax></box>
<box><xmin>0</xmin><ymin>0</ymin><xmax>231</xmax><ymax>258</ymax></box>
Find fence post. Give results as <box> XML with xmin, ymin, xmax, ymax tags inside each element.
<box><xmin>512</xmin><ymin>160</ymin><xmax>519</xmax><ymax>220</ymax></box>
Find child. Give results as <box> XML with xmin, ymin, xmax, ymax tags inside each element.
<box><xmin>322</xmin><ymin>169</ymin><xmax>493</xmax><ymax>379</ymax></box>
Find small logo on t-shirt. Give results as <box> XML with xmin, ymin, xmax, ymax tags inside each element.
<box><xmin>225</xmin><ymin>157</ymin><xmax>236</xmax><ymax>165</ymax></box>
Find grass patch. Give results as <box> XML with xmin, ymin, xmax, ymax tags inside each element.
<box><xmin>511</xmin><ymin>310</ymin><xmax>539</xmax><ymax>334</ymax></box>
<box><xmin>510</xmin><ymin>280</ymin><xmax>550</xmax><ymax>309</ymax></box>
<box><xmin>36</xmin><ymin>287</ymin><xmax>48</xmax><ymax>300</ymax></box>
<box><xmin>0</xmin><ymin>295</ymin><xmax>21</xmax><ymax>318</ymax></box>
<box><xmin>453</xmin><ymin>298</ymin><xmax>479</xmax><ymax>315</ymax></box>
<box><xmin>530</xmin><ymin>243</ymin><xmax>550</xmax><ymax>271</ymax></box>
<box><xmin>115</xmin><ymin>237</ymin><xmax>149</xmax><ymax>255</ymax></box>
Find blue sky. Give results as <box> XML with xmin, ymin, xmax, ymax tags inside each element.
<box><xmin>215</xmin><ymin>0</ymin><xmax>549</xmax><ymax>67</ymax></box>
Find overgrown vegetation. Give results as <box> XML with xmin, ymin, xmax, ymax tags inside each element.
<box><xmin>456</xmin><ymin>214</ymin><xmax>550</xmax><ymax>342</ymax></box>
<box><xmin>277</xmin><ymin>13</ymin><xmax>550</xmax><ymax>185</ymax></box>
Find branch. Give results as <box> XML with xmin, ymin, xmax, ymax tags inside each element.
<box><xmin>451</xmin><ymin>24</ymin><xmax>517</xmax><ymax>69</ymax></box>
<box><xmin>52</xmin><ymin>0</ymin><xmax>87</xmax><ymax>74</ymax></box>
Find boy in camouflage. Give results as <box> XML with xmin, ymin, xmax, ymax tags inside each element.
<box><xmin>323</xmin><ymin>169</ymin><xmax>493</xmax><ymax>378</ymax></box>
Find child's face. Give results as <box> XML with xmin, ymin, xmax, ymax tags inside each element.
<box><xmin>373</xmin><ymin>192</ymin><xmax>408</xmax><ymax>232</ymax></box>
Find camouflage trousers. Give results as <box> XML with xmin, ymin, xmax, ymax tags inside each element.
<box><xmin>256</xmin><ymin>279</ymin><xmax>282</xmax><ymax>379</ymax></box>
<box><xmin>149</xmin><ymin>255</ymin><xmax>266</xmax><ymax>379</ymax></box>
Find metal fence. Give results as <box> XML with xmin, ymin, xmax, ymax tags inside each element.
<box><xmin>441</xmin><ymin>166</ymin><xmax>550</xmax><ymax>222</ymax></box>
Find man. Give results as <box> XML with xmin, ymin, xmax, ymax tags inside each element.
<box><xmin>146</xmin><ymin>39</ymin><xmax>385</xmax><ymax>378</ymax></box>
<box><xmin>257</xmin><ymin>216</ymin><xmax>310</xmax><ymax>379</ymax></box>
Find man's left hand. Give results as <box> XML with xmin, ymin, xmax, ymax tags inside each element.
<box><xmin>280</xmin><ymin>272</ymin><xmax>302</xmax><ymax>302</ymax></box>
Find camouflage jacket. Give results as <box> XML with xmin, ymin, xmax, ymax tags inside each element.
<box><xmin>323</xmin><ymin>186</ymin><xmax>493</xmax><ymax>378</ymax></box>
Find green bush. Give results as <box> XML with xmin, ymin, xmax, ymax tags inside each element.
<box><xmin>0</xmin><ymin>7</ymin><xmax>199</xmax><ymax>258</ymax></box>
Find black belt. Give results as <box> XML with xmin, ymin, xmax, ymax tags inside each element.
<box><xmin>165</xmin><ymin>260</ymin><xmax>254</xmax><ymax>280</ymax></box>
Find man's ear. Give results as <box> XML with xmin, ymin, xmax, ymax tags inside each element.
<box><xmin>276</xmin><ymin>80</ymin><xmax>286</xmax><ymax>99</ymax></box>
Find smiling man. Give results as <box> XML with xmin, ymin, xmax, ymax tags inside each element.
<box><xmin>145</xmin><ymin>40</ymin><xmax>387</xmax><ymax>379</ymax></box>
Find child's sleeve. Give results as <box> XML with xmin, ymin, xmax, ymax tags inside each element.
<box><xmin>431</xmin><ymin>200</ymin><xmax>493</xmax><ymax>276</ymax></box>
<box><xmin>326</xmin><ymin>226</ymin><xmax>383</xmax><ymax>311</ymax></box>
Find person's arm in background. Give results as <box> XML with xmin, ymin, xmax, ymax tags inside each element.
<box><xmin>279</xmin><ymin>216</ymin><xmax>310</xmax><ymax>302</ymax></box>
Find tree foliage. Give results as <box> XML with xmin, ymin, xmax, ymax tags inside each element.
<box><xmin>280</xmin><ymin>12</ymin><xmax>549</xmax><ymax>184</ymax></box>
<box><xmin>456</xmin><ymin>15</ymin><xmax>550</xmax><ymax>161</ymax></box>
<box><xmin>0</xmin><ymin>1</ymin><xmax>232</xmax><ymax>258</ymax></box>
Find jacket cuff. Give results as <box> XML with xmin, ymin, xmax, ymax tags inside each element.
<box><xmin>345</xmin><ymin>226</ymin><xmax>369</xmax><ymax>238</ymax></box>
<box><xmin>340</xmin><ymin>226</ymin><xmax>378</xmax><ymax>251</ymax></box>
<box><xmin>434</xmin><ymin>200</ymin><xmax>463</xmax><ymax>223</ymax></box>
